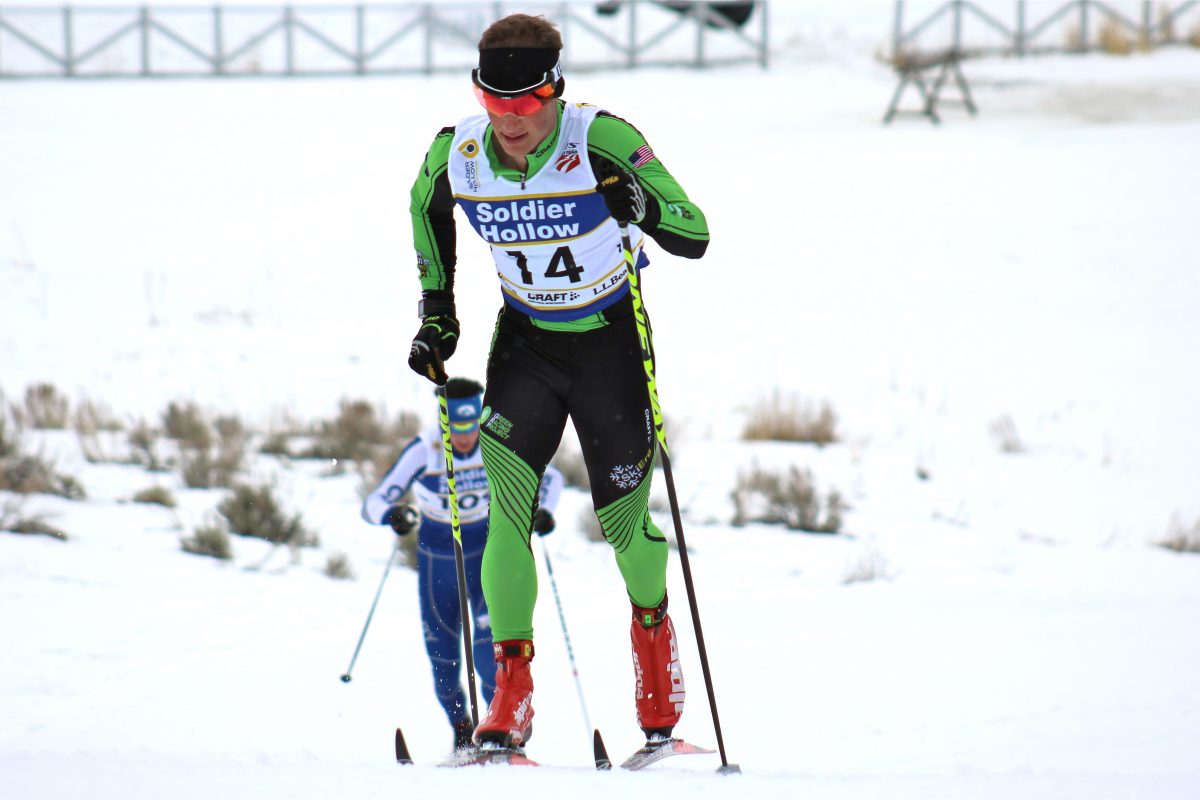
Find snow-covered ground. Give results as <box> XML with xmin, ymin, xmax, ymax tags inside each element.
<box><xmin>3</xmin><ymin>2</ymin><xmax>1200</xmax><ymax>798</ymax></box>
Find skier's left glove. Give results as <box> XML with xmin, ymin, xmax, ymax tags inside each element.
<box><xmin>532</xmin><ymin>508</ymin><xmax>556</xmax><ymax>537</ymax></box>
<box><xmin>595</xmin><ymin>160</ymin><xmax>649</xmax><ymax>227</ymax></box>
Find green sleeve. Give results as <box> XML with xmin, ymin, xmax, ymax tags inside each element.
<box><xmin>409</xmin><ymin>128</ymin><xmax>457</xmax><ymax>294</ymax></box>
<box><xmin>587</xmin><ymin>112</ymin><xmax>709</xmax><ymax>259</ymax></box>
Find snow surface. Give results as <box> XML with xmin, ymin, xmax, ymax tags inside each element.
<box><xmin>3</xmin><ymin>2</ymin><xmax>1200</xmax><ymax>798</ymax></box>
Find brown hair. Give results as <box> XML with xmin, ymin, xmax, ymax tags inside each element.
<box><xmin>478</xmin><ymin>14</ymin><xmax>562</xmax><ymax>50</ymax></box>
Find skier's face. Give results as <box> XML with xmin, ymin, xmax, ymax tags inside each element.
<box><xmin>488</xmin><ymin>100</ymin><xmax>558</xmax><ymax>165</ymax></box>
<box><xmin>450</xmin><ymin>428</ymin><xmax>479</xmax><ymax>455</ymax></box>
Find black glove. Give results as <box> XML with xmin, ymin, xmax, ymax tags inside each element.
<box><xmin>595</xmin><ymin>160</ymin><xmax>648</xmax><ymax>226</ymax></box>
<box><xmin>383</xmin><ymin>504</ymin><xmax>419</xmax><ymax>536</ymax></box>
<box><xmin>408</xmin><ymin>314</ymin><xmax>459</xmax><ymax>385</ymax></box>
<box><xmin>532</xmin><ymin>508</ymin><xmax>556</xmax><ymax>536</ymax></box>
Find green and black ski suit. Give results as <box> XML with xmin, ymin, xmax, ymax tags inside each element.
<box><xmin>409</xmin><ymin>100</ymin><xmax>708</xmax><ymax>642</ymax></box>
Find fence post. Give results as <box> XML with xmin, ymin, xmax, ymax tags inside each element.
<box><xmin>64</xmin><ymin>5</ymin><xmax>75</xmax><ymax>76</ymax></box>
<box><xmin>953</xmin><ymin>0</ymin><xmax>963</xmax><ymax>52</ymax></box>
<box><xmin>759</xmin><ymin>0</ymin><xmax>768</xmax><ymax>68</ymax></box>
<box><xmin>423</xmin><ymin>2</ymin><xmax>433</xmax><ymax>75</ymax></box>
<box><xmin>356</xmin><ymin>4</ymin><xmax>365</xmax><ymax>74</ymax></box>
<box><xmin>893</xmin><ymin>0</ymin><xmax>904</xmax><ymax>60</ymax></box>
<box><xmin>1079</xmin><ymin>0</ymin><xmax>1089</xmax><ymax>52</ymax></box>
<box><xmin>140</xmin><ymin>6</ymin><xmax>151</xmax><ymax>76</ymax></box>
<box><xmin>694</xmin><ymin>1</ymin><xmax>706</xmax><ymax>67</ymax></box>
<box><xmin>214</xmin><ymin>5</ymin><xmax>224</xmax><ymax>75</ymax></box>
<box><xmin>1016</xmin><ymin>0</ymin><xmax>1026</xmax><ymax>56</ymax></box>
<box><xmin>285</xmin><ymin>5</ymin><xmax>295</xmax><ymax>75</ymax></box>
<box><xmin>1141</xmin><ymin>0</ymin><xmax>1152</xmax><ymax>46</ymax></box>
<box><xmin>628</xmin><ymin>0</ymin><xmax>637</xmax><ymax>69</ymax></box>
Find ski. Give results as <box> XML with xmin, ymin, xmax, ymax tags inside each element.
<box><xmin>439</xmin><ymin>742</ymin><xmax>539</xmax><ymax>768</ymax></box>
<box><xmin>593</xmin><ymin>728</ymin><xmax>612</xmax><ymax>770</ymax></box>
<box><xmin>619</xmin><ymin>736</ymin><xmax>715</xmax><ymax>771</ymax></box>
<box><xmin>395</xmin><ymin>728</ymin><xmax>413</xmax><ymax>765</ymax></box>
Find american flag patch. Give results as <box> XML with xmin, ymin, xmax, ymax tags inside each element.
<box><xmin>629</xmin><ymin>145</ymin><xmax>656</xmax><ymax>169</ymax></box>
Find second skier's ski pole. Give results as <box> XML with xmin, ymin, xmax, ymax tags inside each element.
<box><xmin>539</xmin><ymin>536</ymin><xmax>592</xmax><ymax>736</ymax></box>
<box><xmin>340</xmin><ymin>536</ymin><xmax>400</xmax><ymax>683</ymax></box>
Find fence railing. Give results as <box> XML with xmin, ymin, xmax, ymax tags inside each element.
<box><xmin>0</xmin><ymin>0</ymin><xmax>768</xmax><ymax>78</ymax></box>
<box><xmin>893</xmin><ymin>0</ymin><xmax>1200</xmax><ymax>56</ymax></box>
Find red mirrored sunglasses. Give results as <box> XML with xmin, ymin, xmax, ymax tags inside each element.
<box><xmin>471</xmin><ymin>63</ymin><xmax>561</xmax><ymax>117</ymax></box>
<box><xmin>473</xmin><ymin>82</ymin><xmax>555</xmax><ymax>116</ymax></box>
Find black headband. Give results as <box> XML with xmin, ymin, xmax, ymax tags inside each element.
<box><xmin>476</xmin><ymin>47</ymin><xmax>560</xmax><ymax>94</ymax></box>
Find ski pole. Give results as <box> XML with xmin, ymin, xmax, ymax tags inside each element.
<box><xmin>340</xmin><ymin>537</ymin><xmax>400</xmax><ymax>683</ymax></box>
<box><xmin>612</xmin><ymin>214</ymin><xmax>739</xmax><ymax>773</ymax></box>
<box><xmin>430</xmin><ymin>351</ymin><xmax>481</xmax><ymax>728</ymax></box>
<box><xmin>538</xmin><ymin>536</ymin><xmax>593</xmax><ymax>736</ymax></box>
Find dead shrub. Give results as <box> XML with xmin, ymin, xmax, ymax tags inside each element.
<box><xmin>217</xmin><ymin>482</ymin><xmax>317</xmax><ymax>547</ymax></box>
<box><xmin>128</xmin><ymin>419</ymin><xmax>169</xmax><ymax>472</ymax></box>
<box><xmin>1098</xmin><ymin>16</ymin><xmax>1134</xmax><ymax>54</ymax></box>
<box><xmin>181</xmin><ymin>521</ymin><xmax>233</xmax><ymax>560</ymax></box>
<box><xmin>742</xmin><ymin>392</ymin><xmax>838</xmax><ymax>446</ymax></box>
<box><xmin>303</xmin><ymin>399</ymin><xmax>419</xmax><ymax>468</ymax></box>
<box><xmin>552</xmin><ymin>445</ymin><xmax>591</xmax><ymax>490</ymax></box>
<box><xmin>843</xmin><ymin>544</ymin><xmax>890</xmax><ymax>585</ymax></box>
<box><xmin>0</xmin><ymin>451</ymin><xmax>86</xmax><ymax>499</ymax></box>
<box><xmin>72</xmin><ymin>397</ymin><xmax>123</xmax><ymax>435</ymax></box>
<box><xmin>133</xmin><ymin>485</ymin><xmax>177</xmax><ymax>508</ymax></box>
<box><xmin>163</xmin><ymin>401</ymin><xmax>211</xmax><ymax>449</ymax></box>
<box><xmin>578</xmin><ymin>506</ymin><xmax>606</xmax><ymax>543</ymax></box>
<box><xmin>731</xmin><ymin>463</ymin><xmax>843</xmax><ymax>534</ymax></box>
<box><xmin>22</xmin><ymin>383</ymin><xmax>70</xmax><ymax>430</ymax></box>
<box><xmin>1157</xmin><ymin>514</ymin><xmax>1200</xmax><ymax>554</ymax></box>
<box><xmin>0</xmin><ymin>499</ymin><xmax>68</xmax><ymax>541</ymax></box>
<box><xmin>179</xmin><ymin>414</ymin><xmax>248</xmax><ymax>489</ymax></box>
<box><xmin>259</xmin><ymin>432</ymin><xmax>294</xmax><ymax>458</ymax></box>
<box><xmin>324</xmin><ymin>552</ymin><xmax>355</xmax><ymax>580</ymax></box>
<box><xmin>989</xmin><ymin>414</ymin><xmax>1025</xmax><ymax>453</ymax></box>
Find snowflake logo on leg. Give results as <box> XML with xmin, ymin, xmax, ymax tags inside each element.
<box><xmin>609</xmin><ymin>464</ymin><xmax>642</xmax><ymax>490</ymax></box>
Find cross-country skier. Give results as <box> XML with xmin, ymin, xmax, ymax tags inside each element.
<box><xmin>405</xmin><ymin>14</ymin><xmax>709</xmax><ymax>748</ymax></box>
<box><xmin>361</xmin><ymin>377</ymin><xmax>564</xmax><ymax>751</ymax></box>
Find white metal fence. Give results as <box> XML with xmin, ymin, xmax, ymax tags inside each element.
<box><xmin>892</xmin><ymin>0</ymin><xmax>1200</xmax><ymax>56</ymax></box>
<box><xmin>0</xmin><ymin>1</ymin><xmax>767</xmax><ymax>78</ymax></box>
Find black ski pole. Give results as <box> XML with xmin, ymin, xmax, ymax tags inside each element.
<box><xmin>612</xmin><ymin>212</ymin><xmax>739</xmax><ymax>774</ymax></box>
<box><xmin>340</xmin><ymin>537</ymin><xmax>400</xmax><ymax>683</ymax></box>
<box><xmin>429</xmin><ymin>351</ymin><xmax>481</xmax><ymax>727</ymax></box>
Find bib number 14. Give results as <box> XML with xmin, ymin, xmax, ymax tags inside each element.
<box><xmin>507</xmin><ymin>247</ymin><xmax>584</xmax><ymax>284</ymax></box>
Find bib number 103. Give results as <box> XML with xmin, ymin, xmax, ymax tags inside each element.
<box><xmin>506</xmin><ymin>247</ymin><xmax>584</xmax><ymax>284</ymax></box>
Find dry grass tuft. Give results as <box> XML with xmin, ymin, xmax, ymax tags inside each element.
<box><xmin>1098</xmin><ymin>16</ymin><xmax>1135</xmax><ymax>54</ymax></box>
<box><xmin>1156</xmin><ymin>514</ymin><xmax>1200</xmax><ymax>554</ymax></box>
<box><xmin>324</xmin><ymin>552</ymin><xmax>355</xmax><ymax>580</ymax></box>
<box><xmin>217</xmin><ymin>482</ymin><xmax>317</xmax><ymax>547</ymax></box>
<box><xmin>132</xmin><ymin>485</ymin><xmax>177</xmax><ymax>508</ymax></box>
<box><xmin>181</xmin><ymin>521</ymin><xmax>233</xmax><ymax>560</ymax></box>
<box><xmin>742</xmin><ymin>392</ymin><xmax>837</xmax><ymax>446</ymax></box>
<box><xmin>22</xmin><ymin>383</ymin><xmax>70</xmax><ymax>430</ymax></box>
<box><xmin>731</xmin><ymin>463</ymin><xmax>843</xmax><ymax>534</ymax></box>
<box><xmin>0</xmin><ymin>498</ymin><xmax>68</xmax><ymax>541</ymax></box>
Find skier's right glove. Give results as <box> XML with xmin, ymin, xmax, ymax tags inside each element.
<box><xmin>383</xmin><ymin>504</ymin><xmax>419</xmax><ymax>536</ymax></box>
<box><xmin>408</xmin><ymin>294</ymin><xmax>459</xmax><ymax>385</ymax></box>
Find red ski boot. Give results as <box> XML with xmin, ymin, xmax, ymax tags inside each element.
<box><xmin>473</xmin><ymin>640</ymin><xmax>535</xmax><ymax>748</ymax></box>
<box><xmin>630</xmin><ymin>594</ymin><xmax>685</xmax><ymax>738</ymax></box>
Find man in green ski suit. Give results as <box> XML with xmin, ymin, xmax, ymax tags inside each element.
<box><xmin>406</xmin><ymin>12</ymin><xmax>709</xmax><ymax>749</ymax></box>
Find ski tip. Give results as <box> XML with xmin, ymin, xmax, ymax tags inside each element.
<box><xmin>717</xmin><ymin>762</ymin><xmax>742</xmax><ymax>776</ymax></box>
<box><xmin>395</xmin><ymin>728</ymin><xmax>413</xmax><ymax>765</ymax></box>
<box><xmin>593</xmin><ymin>728</ymin><xmax>612</xmax><ymax>771</ymax></box>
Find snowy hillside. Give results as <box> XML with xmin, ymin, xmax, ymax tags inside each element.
<box><xmin>3</xmin><ymin>2</ymin><xmax>1200</xmax><ymax>798</ymax></box>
